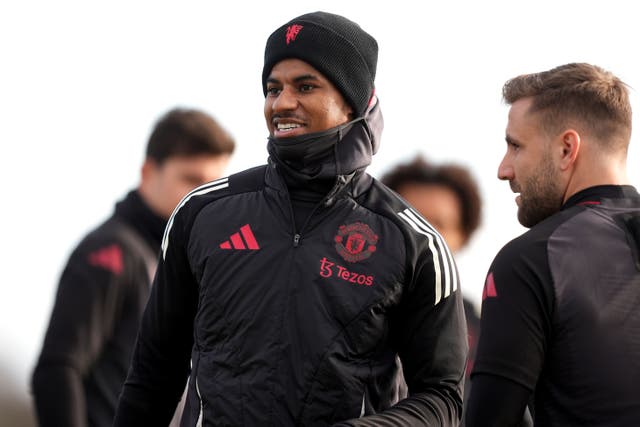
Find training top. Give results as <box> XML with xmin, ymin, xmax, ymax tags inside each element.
<box><xmin>32</xmin><ymin>190</ymin><xmax>165</xmax><ymax>427</ymax></box>
<box><xmin>468</xmin><ymin>185</ymin><xmax>640</xmax><ymax>426</ymax></box>
<box><xmin>114</xmin><ymin>100</ymin><xmax>468</xmax><ymax>426</ymax></box>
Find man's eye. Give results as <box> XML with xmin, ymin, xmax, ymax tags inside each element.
<box><xmin>299</xmin><ymin>84</ymin><xmax>314</xmax><ymax>92</ymax></box>
<box><xmin>266</xmin><ymin>87</ymin><xmax>281</xmax><ymax>96</ymax></box>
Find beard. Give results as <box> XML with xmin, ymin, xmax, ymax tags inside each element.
<box><xmin>515</xmin><ymin>153</ymin><xmax>564</xmax><ymax>228</ymax></box>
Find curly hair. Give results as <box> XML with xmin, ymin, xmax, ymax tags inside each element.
<box><xmin>381</xmin><ymin>155</ymin><xmax>482</xmax><ymax>245</ymax></box>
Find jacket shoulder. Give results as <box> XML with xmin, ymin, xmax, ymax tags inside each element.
<box><xmin>360</xmin><ymin>178</ymin><xmax>432</xmax><ymax>233</ymax></box>
<box><xmin>72</xmin><ymin>216</ymin><xmax>132</xmax><ymax>255</ymax></box>
<box><xmin>494</xmin><ymin>206</ymin><xmax>578</xmax><ymax>265</ymax></box>
<box><xmin>226</xmin><ymin>164</ymin><xmax>268</xmax><ymax>194</ymax></box>
<box><xmin>175</xmin><ymin>165</ymin><xmax>267</xmax><ymax>213</ymax></box>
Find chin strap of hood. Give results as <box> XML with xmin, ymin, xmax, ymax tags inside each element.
<box><xmin>267</xmin><ymin>97</ymin><xmax>384</xmax><ymax>187</ymax></box>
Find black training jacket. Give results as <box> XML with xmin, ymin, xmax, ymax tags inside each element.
<box><xmin>114</xmin><ymin>101</ymin><xmax>468</xmax><ymax>426</ymax></box>
<box><xmin>468</xmin><ymin>185</ymin><xmax>640</xmax><ymax>426</ymax></box>
<box><xmin>32</xmin><ymin>190</ymin><xmax>165</xmax><ymax>427</ymax></box>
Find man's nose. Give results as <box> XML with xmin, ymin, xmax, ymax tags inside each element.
<box><xmin>272</xmin><ymin>87</ymin><xmax>298</xmax><ymax>112</ymax></box>
<box><xmin>497</xmin><ymin>156</ymin><xmax>513</xmax><ymax>181</ymax></box>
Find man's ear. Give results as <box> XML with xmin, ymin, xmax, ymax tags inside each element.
<box><xmin>140</xmin><ymin>158</ymin><xmax>160</xmax><ymax>186</ymax></box>
<box><xmin>558</xmin><ymin>129</ymin><xmax>580</xmax><ymax>171</ymax></box>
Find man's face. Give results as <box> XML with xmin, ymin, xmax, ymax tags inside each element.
<box><xmin>498</xmin><ymin>98</ymin><xmax>564</xmax><ymax>228</ymax></box>
<box><xmin>398</xmin><ymin>183</ymin><xmax>466</xmax><ymax>253</ymax></box>
<box><xmin>143</xmin><ymin>154</ymin><xmax>230</xmax><ymax>219</ymax></box>
<box><xmin>264</xmin><ymin>58</ymin><xmax>353</xmax><ymax>138</ymax></box>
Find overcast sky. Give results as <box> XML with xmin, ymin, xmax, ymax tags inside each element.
<box><xmin>2</xmin><ymin>0</ymin><xmax>639</xmax><ymax>417</ymax></box>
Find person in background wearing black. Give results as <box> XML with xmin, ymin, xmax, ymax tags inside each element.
<box><xmin>31</xmin><ymin>108</ymin><xmax>235</xmax><ymax>427</ymax></box>
<box><xmin>113</xmin><ymin>11</ymin><xmax>467</xmax><ymax>427</ymax></box>
<box><xmin>466</xmin><ymin>63</ymin><xmax>640</xmax><ymax>426</ymax></box>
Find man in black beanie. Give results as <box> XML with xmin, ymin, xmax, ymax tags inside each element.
<box><xmin>114</xmin><ymin>11</ymin><xmax>467</xmax><ymax>427</ymax></box>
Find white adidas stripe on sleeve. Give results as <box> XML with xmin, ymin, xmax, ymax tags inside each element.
<box><xmin>161</xmin><ymin>177</ymin><xmax>230</xmax><ymax>259</ymax></box>
<box><xmin>397</xmin><ymin>208</ymin><xmax>457</xmax><ymax>305</ymax></box>
<box><xmin>404</xmin><ymin>208</ymin><xmax>458</xmax><ymax>293</ymax></box>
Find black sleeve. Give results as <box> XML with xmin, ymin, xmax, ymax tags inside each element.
<box><xmin>335</xmin><ymin>223</ymin><xmax>468</xmax><ymax>426</ymax></box>
<box><xmin>466</xmin><ymin>239</ymin><xmax>553</xmax><ymax>424</ymax></box>
<box><xmin>31</xmin><ymin>241</ymin><xmax>126</xmax><ymax>427</ymax></box>
<box><xmin>465</xmin><ymin>374</ymin><xmax>532</xmax><ymax>427</ymax></box>
<box><xmin>113</xmin><ymin>208</ymin><xmax>198</xmax><ymax>425</ymax></box>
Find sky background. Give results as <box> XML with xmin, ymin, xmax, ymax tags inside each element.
<box><xmin>2</xmin><ymin>0</ymin><xmax>640</xmax><ymax>423</ymax></box>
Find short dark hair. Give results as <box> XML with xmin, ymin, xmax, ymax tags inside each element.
<box><xmin>502</xmin><ymin>62</ymin><xmax>632</xmax><ymax>151</ymax></box>
<box><xmin>382</xmin><ymin>155</ymin><xmax>482</xmax><ymax>245</ymax></box>
<box><xmin>146</xmin><ymin>108</ymin><xmax>235</xmax><ymax>164</ymax></box>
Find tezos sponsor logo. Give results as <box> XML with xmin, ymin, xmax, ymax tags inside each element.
<box><xmin>319</xmin><ymin>257</ymin><xmax>374</xmax><ymax>286</ymax></box>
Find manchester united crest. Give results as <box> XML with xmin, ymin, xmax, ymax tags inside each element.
<box><xmin>334</xmin><ymin>222</ymin><xmax>378</xmax><ymax>263</ymax></box>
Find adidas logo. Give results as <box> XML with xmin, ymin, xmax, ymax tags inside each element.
<box><xmin>482</xmin><ymin>272</ymin><xmax>498</xmax><ymax>300</ymax></box>
<box><xmin>88</xmin><ymin>244</ymin><xmax>123</xmax><ymax>274</ymax></box>
<box><xmin>220</xmin><ymin>224</ymin><xmax>260</xmax><ymax>250</ymax></box>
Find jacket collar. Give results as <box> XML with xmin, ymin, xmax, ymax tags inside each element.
<box><xmin>563</xmin><ymin>185</ymin><xmax>639</xmax><ymax>209</ymax></box>
<box><xmin>265</xmin><ymin>97</ymin><xmax>383</xmax><ymax>203</ymax></box>
<box><xmin>114</xmin><ymin>190</ymin><xmax>167</xmax><ymax>251</ymax></box>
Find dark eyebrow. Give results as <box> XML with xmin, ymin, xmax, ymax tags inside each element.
<box><xmin>266</xmin><ymin>74</ymin><xmax>321</xmax><ymax>85</ymax></box>
<box><xmin>293</xmin><ymin>74</ymin><xmax>320</xmax><ymax>83</ymax></box>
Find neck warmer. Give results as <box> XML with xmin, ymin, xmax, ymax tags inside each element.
<box><xmin>267</xmin><ymin>97</ymin><xmax>384</xmax><ymax>200</ymax></box>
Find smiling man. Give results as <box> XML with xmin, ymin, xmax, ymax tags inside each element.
<box><xmin>466</xmin><ymin>63</ymin><xmax>640</xmax><ymax>426</ymax></box>
<box><xmin>113</xmin><ymin>11</ymin><xmax>467</xmax><ymax>427</ymax></box>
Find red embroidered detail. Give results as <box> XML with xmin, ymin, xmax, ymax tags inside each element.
<box><xmin>319</xmin><ymin>257</ymin><xmax>374</xmax><ymax>286</ymax></box>
<box><xmin>578</xmin><ymin>201</ymin><xmax>601</xmax><ymax>206</ymax></box>
<box><xmin>335</xmin><ymin>222</ymin><xmax>378</xmax><ymax>263</ymax></box>
<box><xmin>482</xmin><ymin>272</ymin><xmax>498</xmax><ymax>300</ymax></box>
<box><xmin>220</xmin><ymin>224</ymin><xmax>260</xmax><ymax>250</ymax></box>
<box><xmin>88</xmin><ymin>244</ymin><xmax>123</xmax><ymax>275</ymax></box>
<box><xmin>286</xmin><ymin>24</ymin><xmax>303</xmax><ymax>45</ymax></box>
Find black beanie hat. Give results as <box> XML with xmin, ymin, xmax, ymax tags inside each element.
<box><xmin>262</xmin><ymin>11</ymin><xmax>378</xmax><ymax>117</ymax></box>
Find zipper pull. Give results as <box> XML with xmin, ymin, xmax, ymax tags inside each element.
<box><xmin>293</xmin><ymin>233</ymin><xmax>301</xmax><ymax>247</ymax></box>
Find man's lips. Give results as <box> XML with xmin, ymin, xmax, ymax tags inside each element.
<box><xmin>276</xmin><ymin>122</ymin><xmax>303</xmax><ymax>132</ymax></box>
<box><xmin>272</xmin><ymin>116</ymin><xmax>306</xmax><ymax>137</ymax></box>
